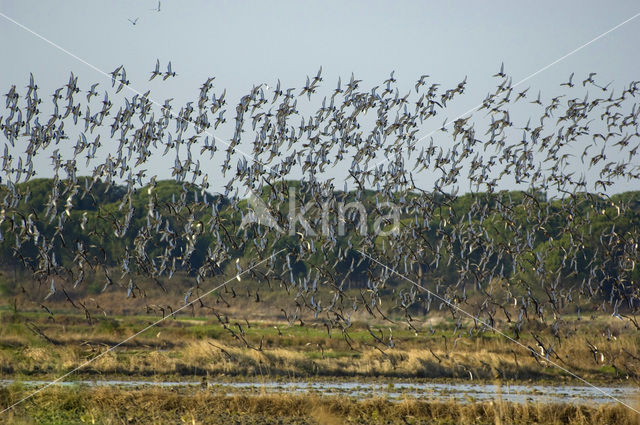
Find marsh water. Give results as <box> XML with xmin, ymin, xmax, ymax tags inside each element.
<box><xmin>1</xmin><ymin>379</ymin><xmax>636</xmax><ymax>405</ymax></box>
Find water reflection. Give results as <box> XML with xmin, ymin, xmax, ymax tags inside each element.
<box><xmin>1</xmin><ymin>379</ymin><xmax>635</xmax><ymax>405</ymax></box>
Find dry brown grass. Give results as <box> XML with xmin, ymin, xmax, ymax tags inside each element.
<box><xmin>2</xmin><ymin>305</ymin><xmax>640</xmax><ymax>385</ymax></box>
<box><xmin>2</xmin><ymin>324</ymin><xmax>640</xmax><ymax>384</ymax></box>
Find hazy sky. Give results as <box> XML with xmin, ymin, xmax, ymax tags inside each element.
<box><xmin>1</xmin><ymin>1</ymin><xmax>640</xmax><ymax>193</ymax></box>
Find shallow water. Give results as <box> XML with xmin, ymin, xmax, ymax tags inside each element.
<box><xmin>1</xmin><ymin>379</ymin><xmax>636</xmax><ymax>405</ymax></box>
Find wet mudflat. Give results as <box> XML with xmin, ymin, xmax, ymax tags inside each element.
<box><xmin>2</xmin><ymin>378</ymin><xmax>636</xmax><ymax>405</ymax></box>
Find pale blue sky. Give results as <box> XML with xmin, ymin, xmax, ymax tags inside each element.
<box><xmin>1</xmin><ymin>1</ymin><xmax>639</xmax><ymax>193</ymax></box>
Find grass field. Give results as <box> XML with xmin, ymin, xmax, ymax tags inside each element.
<box><xmin>2</xmin><ymin>384</ymin><xmax>640</xmax><ymax>425</ymax></box>
<box><xmin>1</xmin><ymin>303</ymin><xmax>639</xmax><ymax>384</ymax></box>
<box><xmin>2</xmin><ymin>278</ymin><xmax>640</xmax><ymax>424</ymax></box>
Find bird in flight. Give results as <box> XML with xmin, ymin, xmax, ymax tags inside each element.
<box><xmin>150</xmin><ymin>1</ymin><xmax>161</xmax><ymax>12</ymax></box>
<box><xmin>163</xmin><ymin>61</ymin><xmax>176</xmax><ymax>80</ymax></box>
<box><xmin>128</xmin><ymin>17</ymin><xmax>139</xmax><ymax>25</ymax></box>
<box><xmin>150</xmin><ymin>59</ymin><xmax>161</xmax><ymax>81</ymax></box>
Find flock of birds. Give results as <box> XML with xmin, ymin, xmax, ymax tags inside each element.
<box><xmin>1</xmin><ymin>61</ymin><xmax>640</xmax><ymax>368</ymax></box>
